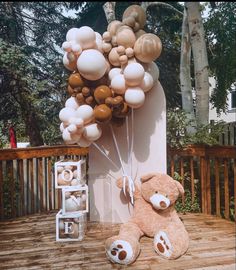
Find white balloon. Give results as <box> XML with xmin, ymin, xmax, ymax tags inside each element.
<box><xmin>71</xmin><ymin>43</ymin><xmax>82</xmax><ymax>55</ymax></box>
<box><xmin>62</xmin><ymin>53</ymin><xmax>77</xmax><ymax>71</ymax></box>
<box><xmin>65</xmin><ymin>97</ymin><xmax>79</xmax><ymax>110</ymax></box>
<box><xmin>76</xmin><ymin>105</ymin><xmax>94</xmax><ymax>124</ymax></box>
<box><xmin>94</xmin><ymin>38</ymin><xmax>103</xmax><ymax>52</ymax></box>
<box><xmin>111</xmin><ymin>74</ymin><xmax>127</xmax><ymax>95</ymax></box>
<box><xmin>73</xmin><ymin>169</ymin><xmax>78</xmax><ymax>178</ymax></box>
<box><xmin>62</xmin><ymin>128</ymin><xmax>81</xmax><ymax>144</ymax></box>
<box><xmin>77</xmin><ymin>136</ymin><xmax>92</xmax><ymax>147</ymax></box>
<box><xmin>77</xmin><ymin>26</ymin><xmax>96</xmax><ymax>49</ymax></box>
<box><xmin>95</xmin><ymin>32</ymin><xmax>102</xmax><ymax>40</ymax></box>
<box><xmin>108</xmin><ymin>68</ymin><xmax>122</xmax><ymax>81</ymax></box>
<box><xmin>59</xmin><ymin>107</ymin><xmax>76</xmax><ymax>124</ymax></box>
<box><xmin>83</xmin><ymin>123</ymin><xmax>102</xmax><ymax>141</ymax></box>
<box><xmin>71</xmin><ymin>179</ymin><xmax>80</xmax><ymax>186</ymax></box>
<box><xmin>65</xmin><ymin>197</ymin><xmax>79</xmax><ymax>212</ymax></box>
<box><xmin>66</xmin><ymin>28</ymin><xmax>80</xmax><ymax>42</ymax></box>
<box><xmin>124</xmin><ymin>63</ymin><xmax>145</xmax><ymax>87</ymax></box>
<box><xmin>60</xmin><ymin>122</ymin><xmax>67</xmax><ymax>132</ymax></box>
<box><xmin>77</xmin><ymin>49</ymin><xmax>107</xmax><ymax>81</ymax></box>
<box><xmin>125</xmin><ymin>87</ymin><xmax>145</xmax><ymax>108</ymax></box>
<box><xmin>62</xmin><ymin>41</ymin><xmax>72</xmax><ymax>52</ymax></box>
<box><xmin>143</xmin><ymin>62</ymin><xmax>160</xmax><ymax>83</ymax></box>
<box><xmin>68</xmin><ymin>117</ymin><xmax>84</xmax><ymax>128</ymax></box>
<box><xmin>67</xmin><ymin>124</ymin><xmax>77</xmax><ymax>134</ymax></box>
<box><xmin>140</xmin><ymin>72</ymin><xmax>154</xmax><ymax>92</ymax></box>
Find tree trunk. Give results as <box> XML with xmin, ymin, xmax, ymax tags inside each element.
<box><xmin>103</xmin><ymin>2</ymin><xmax>116</xmax><ymax>24</ymax></box>
<box><xmin>180</xmin><ymin>7</ymin><xmax>195</xmax><ymax>132</ymax></box>
<box><xmin>141</xmin><ymin>2</ymin><xmax>183</xmax><ymax>15</ymax></box>
<box><xmin>185</xmin><ymin>2</ymin><xmax>209</xmax><ymax>126</ymax></box>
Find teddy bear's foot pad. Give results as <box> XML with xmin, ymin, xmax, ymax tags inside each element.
<box><xmin>154</xmin><ymin>231</ymin><xmax>173</xmax><ymax>258</ymax></box>
<box><xmin>106</xmin><ymin>240</ymin><xmax>134</xmax><ymax>265</ymax></box>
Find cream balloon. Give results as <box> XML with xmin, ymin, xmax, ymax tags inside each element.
<box><xmin>60</xmin><ymin>122</ymin><xmax>67</xmax><ymax>133</ymax></box>
<box><xmin>77</xmin><ymin>136</ymin><xmax>92</xmax><ymax>147</ymax></box>
<box><xmin>111</xmin><ymin>74</ymin><xmax>127</xmax><ymax>95</ymax></box>
<box><xmin>66</xmin><ymin>28</ymin><xmax>80</xmax><ymax>42</ymax></box>
<box><xmin>83</xmin><ymin>123</ymin><xmax>102</xmax><ymax>141</ymax></box>
<box><xmin>62</xmin><ymin>53</ymin><xmax>77</xmax><ymax>71</ymax></box>
<box><xmin>59</xmin><ymin>107</ymin><xmax>76</xmax><ymax>124</ymax></box>
<box><xmin>108</xmin><ymin>68</ymin><xmax>122</xmax><ymax>81</ymax></box>
<box><xmin>140</xmin><ymin>72</ymin><xmax>154</xmax><ymax>92</ymax></box>
<box><xmin>77</xmin><ymin>26</ymin><xmax>96</xmax><ymax>49</ymax></box>
<box><xmin>125</xmin><ymin>87</ymin><xmax>145</xmax><ymax>108</ymax></box>
<box><xmin>143</xmin><ymin>61</ymin><xmax>160</xmax><ymax>83</ymax></box>
<box><xmin>57</xmin><ymin>166</ymin><xmax>64</xmax><ymax>174</ymax></box>
<box><xmin>116</xmin><ymin>26</ymin><xmax>136</xmax><ymax>49</ymax></box>
<box><xmin>108</xmin><ymin>48</ymin><xmax>120</xmax><ymax>67</ymax></box>
<box><xmin>77</xmin><ymin>49</ymin><xmax>107</xmax><ymax>81</ymax></box>
<box><xmin>76</xmin><ymin>105</ymin><xmax>94</xmax><ymax>124</ymax></box>
<box><xmin>65</xmin><ymin>97</ymin><xmax>79</xmax><ymax>110</ymax></box>
<box><xmin>123</xmin><ymin>63</ymin><xmax>145</xmax><ymax>86</ymax></box>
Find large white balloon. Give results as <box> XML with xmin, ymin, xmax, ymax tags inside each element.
<box><xmin>125</xmin><ymin>87</ymin><xmax>145</xmax><ymax>108</ymax></box>
<box><xmin>59</xmin><ymin>107</ymin><xmax>76</xmax><ymax>124</ymax></box>
<box><xmin>77</xmin><ymin>49</ymin><xmax>107</xmax><ymax>81</ymax></box>
<box><xmin>76</xmin><ymin>104</ymin><xmax>94</xmax><ymax>124</ymax></box>
<box><xmin>110</xmin><ymin>74</ymin><xmax>127</xmax><ymax>95</ymax></box>
<box><xmin>77</xmin><ymin>26</ymin><xmax>96</xmax><ymax>49</ymax></box>
<box><xmin>83</xmin><ymin>123</ymin><xmax>102</xmax><ymax>141</ymax></box>
<box><xmin>66</xmin><ymin>28</ymin><xmax>80</xmax><ymax>42</ymax></box>
<box><xmin>65</xmin><ymin>97</ymin><xmax>79</xmax><ymax>110</ymax></box>
<box><xmin>124</xmin><ymin>63</ymin><xmax>145</xmax><ymax>86</ymax></box>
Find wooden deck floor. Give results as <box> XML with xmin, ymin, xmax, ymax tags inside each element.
<box><xmin>0</xmin><ymin>211</ymin><xmax>235</xmax><ymax>270</ymax></box>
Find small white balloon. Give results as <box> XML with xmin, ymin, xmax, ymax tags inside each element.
<box><xmin>111</xmin><ymin>74</ymin><xmax>127</xmax><ymax>95</ymax></box>
<box><xmin>94</xmin><ymin>38</ymin><xmax>103</xmax><ymax>52</ymax></box>
<box><xmin>62</xmin><ymin>41</ymin><xmax>72</xmax><ymax>52</ymax></box>
<box><xmin>76</xmin><ymin>105</ymin><xmax>94</xmax><ymax>124</ymax></box>
<box><xmin>65</xmin><ymin>97</ymin><xmax>79</xmax><ymax>110</ymax></box>
<box><xmin>65</xmin><ymin>197</ymin><xmax>79</xmax><ymax>212</ymax></box>
<box><xmin>60</xmin><ymin>122</ymin><xmax>67</xmax><ymax>132</ymax></box>
<box><xmin>73</xmin><ymin>169</ymin><xmax>78</xmax><ymax>178</ymax></box>
<box><xmin>125</xmin><ymin>87</ymin><xmax>145</xmax><ymax>108</ymax></box>
<box><xmin>83</xmin><ymin>123</ymin><xmax>102</xmax><ymax>141</ymax></box>
<box><xmin>71</xmin><ymin>179</ymin><xmax>80</xmax><ymax>186</ymax></box>
<box><xmin>66</xmin><ymin>28</ymin><xmax>80</xmax><ymax>42</ymax></box>
<box><xmin>59</xmin><ymin>107</ymin><xmax>76</xmax><ymax>124</ymax></box>
<box><xmin>140</xmin><ymin>72</ymin><xmax>154</xmax><ymax>92</ymax></box>
<box><xmin>143</xmin><ymin>61</ymin><xmax>160</xmax><ymax>83</ymax></box>
<box><xmin>68</xmin><ymin>117</ymin><xmax>84</xmax><ymax>128</ymax></box>
<box><xmin>108</xmin><ymin>68</ymin><xmax>122</xmax><ymax>81</ymax></box>
<box><xmin>95</xmin><ymin>32</ymin><xmax>102</xmax><ymax>40</ymax></box>
<box><xmin>67</xmin><ymin>124</ymin><xmax>77</xmax><ymax>134</ymax></box>
<box><xmin>77</xmin><ymin>26</ymin><xmax>96</xmax><ymax>49</ymax></box>
<box><xmin>77</xmin><ymin>49</ymin><xmax>107</xmax><ymax>81</ymax></box>
<box><xmin>71</xmin><ymin>43</ymin><xmax>82</xmax><ymax>55</ymax></box>
<box><xmin>124</xmin><ymin>63</ymin><xmax>145</xmax><ymax>87</ymax></box>
<box><xmin>62</xmin><ymin>128</ymin><xmax>81</xmax><ymax>144</ymax></box>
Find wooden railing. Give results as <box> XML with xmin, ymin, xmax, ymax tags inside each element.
<box><xmin>168</xmin><ymin>145</ymin><xmax>236</xmax><ymax>220</ymax></box>
<box><xmin>0</xmin><ymin>145</ymin><xmax>89</xmax><ymax>220</ymax></box>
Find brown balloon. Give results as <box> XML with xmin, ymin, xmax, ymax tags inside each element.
<box><xmin>134</xmin><ymin>33</ymin><xmax>162</xmax><ymax>63</ymax></box>
<box><xmin>122</xmin><ymin>5</ymin><xmax>146</xmax><ymax>29</ymax></box>
<box><xmin>94</xmin><ymin>104</ymin><xmax>112</xmax><ymax>123</ymax></box>
<box><xmin>69</xmin><ymin>73</ymin><xmax>84</xmax><ymax>88</ymax></box>
<box><xmin>94</xmin><ymin>85</ymin><xmax>112</xmax><ymax>104</ymax></box>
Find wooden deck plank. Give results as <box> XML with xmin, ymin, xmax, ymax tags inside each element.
<box><xmin>0</xmin><ymin>212</ymin><xmax>235</xmax><ymax>270</ymax></box>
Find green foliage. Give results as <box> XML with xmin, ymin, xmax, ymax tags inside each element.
<box><xmin>204</xmin><ymin>2</ymin><xmax>236</xmax><ymax>113</ymax></box>
<box><xmin>167</xmin><ymin>108</ymin><xmax>226</xmax><ymax>148</ymax></box>
<box><xmin>173</xmin><ymin>172</ymin><xmax>201</xmax><ymax>214</ymax></box>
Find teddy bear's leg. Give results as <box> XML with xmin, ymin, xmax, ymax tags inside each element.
<box><xmin>153</xmin><ymin>226</ymin><xmax>189</xmax><ymax>259</ymax></box>
<box><xmin>105</xmin><ymin>222</ymin><xmax>143</xmax><ymax>265</ymax></box>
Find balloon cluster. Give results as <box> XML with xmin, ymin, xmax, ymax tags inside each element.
<box><xmin>59</xmin><ymin>5</ymin><xmax>162</xmax><ymax>147</ymax></box>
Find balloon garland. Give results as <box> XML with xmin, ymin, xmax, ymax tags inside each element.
<box><xmin>59</xmin><ymin>5</ymin><xmax>162</xmax><ymax>202</ymax></box>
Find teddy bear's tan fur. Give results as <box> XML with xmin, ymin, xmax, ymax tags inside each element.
<box><xmin>105</xmin><ymin>173</ymin><xmax>189</xmax><ymax>265</ymax></box>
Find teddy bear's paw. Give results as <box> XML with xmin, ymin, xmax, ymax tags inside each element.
<box><xmin>154</xmin><ymin>231</ymin><xmax>173</xmax><ymax>259</ymax></box>
<box><xmin>106</xmin><ymin>239</ymin><xmax>134</xmax><ymax>265</ymax></box>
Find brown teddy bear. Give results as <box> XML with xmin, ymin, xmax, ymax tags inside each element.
<box><xmin>105</xmin><ymin>173</ymin><xmax>189</xmax><ymax>265</ymax></box>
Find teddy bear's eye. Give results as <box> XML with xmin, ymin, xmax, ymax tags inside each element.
<box><xmin>155</xmin><ymin>191</ymin><xmax>158</xmax><ymax>194</ymax></box>
<box><xmin>165</xmin><ymin>195</ymin><xmax>168</xmax><ymax>198</ymax></box>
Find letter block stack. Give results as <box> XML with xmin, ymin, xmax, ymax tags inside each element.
<box><xmin>54</xmin><ymin>159</ymin><xmax>89</xmax><ymax>241</ymax></box>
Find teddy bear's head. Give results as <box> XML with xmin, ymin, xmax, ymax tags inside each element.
<box><xmin>140</xmin><ymin>173</ymin><xmax>184</xmax><ymax>211</ymax></box>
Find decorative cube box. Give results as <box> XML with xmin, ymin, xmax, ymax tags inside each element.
<box><xmin>54</xmin><ymin>160</ymin><xmax>86</xmax><ymax>189</ymax></box>
<box><xmin>56</xmin><ymin>209</ymin><xmax>87</xmax><ymax>241</ymax></box>
<box><xmin>62</xmin><ymin>185</ymin><xmax>89</xmax><ymax>215</ymax></box>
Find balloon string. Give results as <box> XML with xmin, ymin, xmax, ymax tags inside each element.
<box><xmin>110</xmin><ymin>123</ymin><xmax>135</xmax><ymax>205</ymax></box>
<box><xmin>92</xmin><ymin>142</ymin><xmax>120</xmax><ymax>170</ymax></box>
<box><xmin>129</xmin><ymin>109</ymin><xmax>134</xmax><ymax>179</ymax></box>
<box><xmin>126</xmin><ymin>116</ymin><xmax>130</xmax><ymax>172</ymax></box>
<box><xmin>109</xmin><ymin>124</ymin><xmax>126</xmax><ymax>175</ymax></box>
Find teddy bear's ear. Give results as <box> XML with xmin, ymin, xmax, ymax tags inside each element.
<box><xmin>141</xmin><ymin>173</ymin><xmax>161</xmax><ymax>182</ymax></box>
<box><xmin>174</xmin><ymin>180</ymin><xmax>185</xmax><ymax>196</ymax></box>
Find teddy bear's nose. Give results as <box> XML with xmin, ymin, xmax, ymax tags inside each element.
<box><xmin>160</xmin><ymin>201</ymin><xmax>167</xmax><ymax>208</ymax></box>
